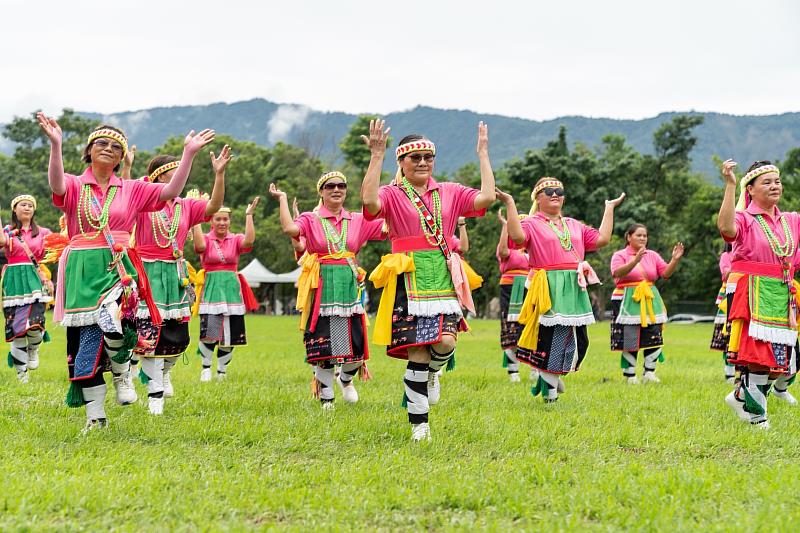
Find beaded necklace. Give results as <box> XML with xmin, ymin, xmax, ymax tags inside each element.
<box><xmin>546</xmin><ymin>217</ymin><xmax>573</xmax><ymax>251</ymax></box>
<box><xmin>755</xmin><ymin>214</ymin><xmax>795</xmax><ymax>258</ymax></box>
<box><xmin>318</xmin><ymin>215</ymin><xmax>349</xmax><ymax>258</ymax></box>
<box><xmin>211</xmin><ymin>236</ymin><xmax>227</xmax><ymax>264</ymax></box>
<box><xmin>151</xmin><ymin>203</ymin><xmax>182</xmax><ymax>250</ymax></box>
<box><xmin>77</xmin><ymin>184</ymin><xmax>117</xmax><ymax>239</ymax></box>
<box><xmin>400</xmin><ymin>177</ymin><xmax>443</xmax><ymax>247</ymax></box>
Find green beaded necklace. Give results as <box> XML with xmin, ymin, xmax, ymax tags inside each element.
<box><xmin>319</xmin><ymin>216</ymin><xmax>348</xmax><ymax>257</ymax></box>
<box><xmin>547</xmin><ymin>217</ymin><xmax>573</xmax><ymax>251</ymax></box>
<box><xmin>77</xmin><ymin>184</ymin><xmax>117</xmax><ymax>240</ymax></box>
<box><xmin>151</xmin><ymin>203</ymin><xmax>182</xmax><ymax>249</ymax></box>
<box><xmin>400</xmin><ymin>177</ymin><xmax>443</xmax><ymax>247</ymax></box>
<box><xmin>755</xmin><ymin>214</ymin><xmax>795</xmax><ymax>258</ymax></box>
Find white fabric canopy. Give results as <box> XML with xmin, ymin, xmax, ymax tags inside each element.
<box><xmin>239</xmin><ymin>259</ymin><xmax>301</xmax><ymax>287</ymax></box>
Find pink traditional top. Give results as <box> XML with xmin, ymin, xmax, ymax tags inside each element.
<box><xmin>4</xmin><ymin>226</ymin><xmax>52</xmax><ymax>264</ymax></box>
<box><xmin>515</xmin><ymin>213</ymin><xmax>600</xmax><ymax>268</ymax></box>
<box><xmin>719</xmin><ymin>251</ymin><xmax>732</xmax><ymax>280</ymax></box>
<box><xmin>363</xmin><ymin>178</ymin><xmax>484</xmax><ymax>251</ymax></box>
<box><xmin>723</xmin><ymin>203</ymin><xmax>800</xmax><ymax>268</ymax></box>
<box><xmin>497</xmin><ymin>245</ymin><xmax>529</xmax><ymax>274</ymax></box>
<box><xmin>295</xmin><ymin>206</ymin><xmax>385</xmax><ymax>256</ymax></box>
<box><xmin>610</xmin><ymin>246</ymin><xmax>669</xmax><ymax>285</ymax></box>
<box><xmin>53</xmin><ymin>167</ymin><xmax>166</xmax><ymax>237</ymax></box>
<box><xmin>135</xmin><ymin>198</ymin><xmax>210</xmax><ymax>260</ymax></box>
<box><xmin>200</xmin><ymin>232</ymin><xmax>252</xmax><ymax>272</ymax></box>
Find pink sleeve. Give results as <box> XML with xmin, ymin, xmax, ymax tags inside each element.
<box><xmin>52</xmin><ymin>174</ymin><xmax>79</xmax><ymax>211</ymax></box>
<box><xmin>40</xmin><ymin>227</ymin><xmax>52</xmax><ymax>237</ymax></box>
<box><xmin>131</xmin><ymin>180</ymin><xmax>167</xmax><ymax>213</ymax></box>
<box><xmin>199</xmin><ymin>235</ymin><xmax>211</xmax><ymax>265</ymax></box>
<box><xmin>236</xmin><ymin>233</ymin><xmax>252</xmax><ymax>254</ymax></box>
<box><xmin>361</xmin><ymin>217</ymin><xmax>386</xmax><ymax>242</ymax></box>
<box><xmin>653</xmin><ymin>252</ymin><xmax>669</xmax><ymax>278</ymax></box>
<box><xmin>363</xmin><ymin>186</ymin><xmax>393</xmax><ymax>222</ymax></box>
<box><xmin>610</xmin><ymin>250</ymin><xmax>627</xmax><ymax>273</ymax></box>
<box><xmin>451</xmin><ymin>183</ymin><xmax>485</xmax><ymax>218</ymax></box>
<box><xmin>724</xmin><ymin>213</ymin><xmax>746</xmax><ymax>243</ymax></box>
<box><xmin>719</xmin><ymin>252</ymin><xmax>732</xmax><ymax>277</ymax></box>
<box><xmin>294</xmin><ymin>213</ymin><xmax>314</xmax><ymax>238</ymax></box>
<box><xmin>509</xmin><ymin>219</ymin><xmax>534</xmax><ymax>254</ymax></box>
<box><xmin>582</xmin><ymin>223</ymin><xmax>600</xmax><ymax>252</ymax></box>
<box><xmin>187</xmin><ymin>199</ymin><xmax>211</xmax><ymax>226</ymax></box>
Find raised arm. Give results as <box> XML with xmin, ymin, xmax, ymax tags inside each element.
<box><xmin>159</xmin><ymin>129</ymin><xmax>216</xmax><ymax>201</ymax></box>
<box><xmin>243</xmin><ymin>197</ymin><xmax>259</xmax><ymax>249</ymax></box>
<box><xmin>360</xmin><ymin>119</ymin><xmax>390</xmax><ymax>217</ymax></box>
<box><xmin>473</xmin><ymin>122</ymin><xmax>496</xmax><ymax>210</ymax></box>
<box><xmin>497</xmin><ymin>188</ymin><xmax>524</xmax><ymax>246</ymax></box>
<box><xmin>596</xmin><ymin>193</ymin><xmax>626</xmax><ymax>248</ymax></box>
<box><xmin>205</xmin><ymin>145</ymin><xmax>230</xmax><ymax>217</ymax></box>
<box><xmin>611</xmin><ymin>248</ymin><xmax>645</xmax><ymax>278</ymax></box>
<box><xmin>36</xmin><ymin>112</ymin><xmax>65</xmax><ymax>196</ymax></box>
<box><xmin>496</xmin><ymin>208</ymin><xmax>510</xmax><ymax>259</ymax></box>
<box><xmin>662</xmin><ymin>243</ymin><xmax>684</xmax><ymax>280</ymax></box>
<box><xmin>717</xmin><ymin>159</ymin><xmax>738</xmax><ymax>239</ymax></box>
<box><xmin>268</xmin><ymin>184</ymin><xmax>301</xmax><ymax>238</ymax></box>
<box><xmin>120</xmin><ymin>145</ymin><xmax>136</xmax><ymax>180</ymax></box>
<box><xmin>192</xmin><ymin>225</ymin><xmax>206</xmax><ymax>254</ymax></box>
<box><xmin>458</xmin><ymin>217</ymin><xmax>469</xmax><ymax>253</ymax></box>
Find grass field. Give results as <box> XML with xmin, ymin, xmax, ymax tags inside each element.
<box><xmin>1</xmin><ymin>316</ymin><xmax>798</xmax><ymax>531</ymax></box>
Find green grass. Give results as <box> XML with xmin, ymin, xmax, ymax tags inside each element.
<box><xmin>0</xmin><ymin>316</ymin><xmax>797</xmax><ymax>531</ymax></box>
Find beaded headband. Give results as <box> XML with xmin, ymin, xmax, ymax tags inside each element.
<box><xmin>216</xmin><ymin>207</ymin><xmax>231</xmax><ymax>214</ymax></box>
<box><xmin>395</xmin><ymin>140</ymin><xmax>435</xmax><ymax>160</ymax></box>
<box><xmin>87</xmin><ymin>128</ymin><xmax>128</xmax><ymax>158</ymax></box>
<box><xmin>736</xmin><ymin>165</ymin><xmax>781</xmax><ymax>211</ymax></box>
<box><xmin>149</xmin><ymin>161</ymin><xmax>180</xmax><ymax>183</ymax></box>
<box><xmin>530</xmin><ymin>178</ymin><xmax>564</xmax><ymax>215</ymax></box>
<box><xmin>317</xmin><ymin>171</ymin><xmax>347</xmax><ymax>190</ymax></box>
<box><xmin>11</xmin><ymin>194</ymin><xmax>37</xmax><ymax>211</ymax></box>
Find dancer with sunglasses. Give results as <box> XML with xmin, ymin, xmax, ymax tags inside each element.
<box><xmin>0</xmin><ymin>195</ymin><xmax>52</xmax><ymax>382</ymax></box>
<box><xmin>718</xmin><ymin>159</ymin><xmax>800</xmax><ymax>429</ymax></box>
<box><xmin>132</xmin><ymin>147</ymin><xmax>228</xmax><ymax>414</ymax></box>
<box><xmin>610</xmin><ymin>224</ymin><xmax>683</xmax><ymax>384</ymax></box>
<box><xmin>37</xmin><ymin>113</ymin><xmax>214</xmax><ymax>432</ymax></box>
<box><xmin>270</xmin><ymin>172</ymin><xmax>385</xmax><ymax>409</ymax></box>
<box><xmin>191</xmin><ymin>198</ymin><xmax>259</xmax><ymax>381</ymax></box>
<box><xmin>362</xmin><ymin>119</ymin><xmax>495</xmax><ymax>442</ymax></box>
<box><xmin>501</xmin><ymin>178</ymin><xmax>624</xmax><ymax>403</ymax></box>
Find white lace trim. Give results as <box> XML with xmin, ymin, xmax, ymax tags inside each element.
<box><xmin>136</xmin><ymin>307</ymin><xmax>191</xmax><ymax>320</ymax></box>
<box><xmin>748</xmin><ymin>324</ymin><xmax>798</xmax><ymax>346</ymax></box>
<box><xmin>714</xmin><ymin>314</ymin><xmax>726</xmax><ymax>325</ymax></box>
<box><xmin>59</xmin><ymin>285</ymin><xmax>124</xmax><ymax>328</ymax></box>
<box><xmin>319</xmin><ymin>304</ymin><xmax>365</xmax><ymax>317</ymax></box>
<box><xmin>199</xmin><ymin>302</ymin><xmax>246</xmax><ymax>316</ymax></box>
<box><xmin>540</xmin><ymin>312</ymin><xmax>596</xmax><ymax>327</ymax></box>
<box><xmin>3</xmin><ymin>293</ymin><xmax>52</xmax><ymax>307</ymax></box>
<box><xmin>615</xmin><ymin>312</ymin><xmax>668</xmax><ymax>326</ymax></box>
<box><xmin>407</xmin><ymin>298</ymin><xmax>463</xmax><ymax>318</ymax></box>
<box><xmin>506</xmin><ymin>313</ymin><xmax>520</xmax><ymax>322</ymax></box>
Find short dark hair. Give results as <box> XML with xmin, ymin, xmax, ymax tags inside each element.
<box><xmin>82</xmin><ymin>124</ymin><xmax>127</xmax><ymax>172</ymax></box>
<box><xmin>624</xmin><ymin>223</ymin><xmax>647</xmax><ymax>241</ymax></box>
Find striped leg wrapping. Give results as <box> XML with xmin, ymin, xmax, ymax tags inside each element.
<box><xmin>404</xmin><ymin>362</ymin><xmax>429</xmax><ymax>424</ymax></box>
<box><xmin>743</xmin><ymin>372</ymin><xmax>770</xmax><ymax>424</ymax></box>
<box><xmin>504</xmin><ymin>348</ymin><xmax>520</xmax><ymax>373</ymax></box>
<box><xmin>216</xmin><ymin>346</ymin><xmax>233</xmax><ymax>373</ymax></box>
<box><xmin>621</xmin><ymin>351</ymin><xmax>637</xmax><ymax>377</ymax></box>
<box><xmin>141</xmin><ymin>357</ymin><xmax>164</xmax><ymax>397</ymax></box>
<box><xmin>198</xmin><ymin>342</ymin><xmax>215</xmax><ymax>368</ymax></box>
<box><xmin>314</xmin><ymin>364</ymin><xmax>335</xmax><ymax>402</ymax></box>
<box><xmin>339</xmin><ymin>362</ymin><xmax>362</xmax><ymax>385</ymax></box>
<box><xmin>643</xmin><ymin>348</ymin><xmax>661</xmax><ymax>373</ymax></box>
<box><xmin>10</xmin><ymin>338</ymin><xmax>28</xmax><ymax>372</ymax></box>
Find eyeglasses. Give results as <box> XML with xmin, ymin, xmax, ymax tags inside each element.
<box><xmin>407</xmin><ymin>153</ymin><xmax>435</xmax><ymax>164</ymax></box>
<box><xmin>539</xmin><ymin>187</ymin><xmax>564</xmax><ymax>197</ymax></box>
<box><xmin>322</xmin><ymin>182</ymin><xmax>347</xmax><ymax>191</ymax></box>
<box><xmin>93</xmin><ymin>139</ymin><xmax>124</xmax><ymax>153</ymax></box>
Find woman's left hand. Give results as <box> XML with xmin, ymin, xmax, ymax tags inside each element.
<box><xmin>672</xmin><ymin>242</ymin><xmax>685</xmax><ymax>261</ymax></box>
<box><xmin>184</xmin><ymin>129</ymin><xmax>216</xmax><ymax>155</ymax></box>
<box><xmin>211</xmin><ymin>144</ymin><xmax>232</xmax><ymax>174</ymax></box>
<box><xmin>476</xmin><ymin>121</ymin><xmax>489</xmax><ymax>156</ymax></box>
<box><xmin>246</xmin><ymin>196</ymin><xmax>260</xmax><ymax>216</ymax></box>
<box><xmin>605</xmin><ymin>192</ymin><xmax>626</xmax><ymax>208</ymax></box>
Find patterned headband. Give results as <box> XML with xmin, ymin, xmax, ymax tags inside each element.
<box><xmin>742</xmin><ymin>165</ymin><xmax>780</xmax><ymax>188</ymax></box>
<box><xmin>395</xmin><ymin>140</ymin><xmax>436</xmax><ymax>160</ymax></box>
<box><xmin>532</xmin><ymin>178</ymin><xmax>564</xmax><ymax>197</ymax></box>
<box><xmin>317</xmin><ymin>171</ymin><xmax>347</xmax><ymax>190</ymax></box>
<box><xmin>87</xmin><ymin>128</ymin><xmax>129</xmax><ymax>158</ymax></box>
<box><xmin>149</xmin><ymin>161</ymin><xmax>180</xmax><ymax>183</ymax></box>
<box><xmin>11</xmin><ymin>194</ymin><xmax>36</xmax><ymax>211</ymax></box>
<box><xmin>216</xmin><ymin>207</ymin><xmax>231</xmax><ymax>214</ymax></box>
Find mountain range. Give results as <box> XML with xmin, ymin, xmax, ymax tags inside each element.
<box><xmin>4</xmin><ymin>98</ymin><xmax>799</xmax><ymax>177</ymax></box>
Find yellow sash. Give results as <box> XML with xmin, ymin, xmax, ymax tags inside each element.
<box><xmin>189</xmin><ymin>262</ymin><xmax>204</xmax><ymax>317</ymax></box>
<box><xmin>368</xmin><ymin>253</ymin><xmax>415</xmax><ymax>345</ymax></box>
<box><xmin>462</xmin><ymin>258</ymin><xmax>484</xmax><ymax>291</ymax></box>
<box><xmin>632</xmin><ymin>280</ymin><xmax>656</xmax><ymax>327</ymax></box>
<box><xmin>517</xmin><ymin>269</ymin><xmax>552</xmax><ymax>350</ymax></box>
<box><xmin>295</xmin><ymin>251</ymin><xmax>362</xmax><ymax>331</ymax></box>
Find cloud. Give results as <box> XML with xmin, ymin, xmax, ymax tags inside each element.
<box><xmin>267</xmin><ymin>104</ymin><xmax>310</xmax><ymax>144</ymax></box>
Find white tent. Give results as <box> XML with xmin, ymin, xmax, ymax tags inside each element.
<box><xmin>239</xmin><ymin>259</ymin><xmax>300</xmax><ymax>287</ymax></box>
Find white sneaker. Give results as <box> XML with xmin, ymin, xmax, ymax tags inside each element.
<box><xmin>427</xmin><ymin>372</ymin><xmax>440</xmax><ymax>405</ymax></box>
<box><xmin>773</xmin><ymin>390</ymin><xmax>798</xmax><ymax>405</ymax></box>
<box><xmin>321</xmin><ymin>400</ymin><xmax>335</xmax><ymax>411</ymax></box>
<box><xmin>148</xmin><ymin>396</ymin><xmax>164</xmax><ymax>415</ymax></box>
<box><xmin>509</xmin><ymin>372</ymin><xmax>521</xmax><ymax>383</ymax></box>
<box><xmin>529</xmin><ymin>368</ymin><xmax>540</xmax><ymax>382</ymax></box>
<box><xmin>17</xmin><ymin>370</ymin><xmax>29</xmax><ymax>384</ymax></box>
<box><xmin>336</xmin><ymin>376</ymin><xmax>359</xmax><ymax>403</ymax></box>
<box><xmin>725</xmin><ymin>390</ymin><xmax>750</xmax><ymax>422</ymax></box>
<box><xmin>752</xmin><ymin>419</ymin><xmax>771</xmax><ymax>430</ymax></box>
<box><xmin>626</xmin><ymin>376</ymin><xmax>639</xmax><ymax>385</ymax></box>
<box><xmin>81</xmin><ymin>418</ymin><xmax>108</xmax><ymax>435</ymax></box>
<box><xmin>27</xmin><ymin>351</ymin><xmax>39</xmax><ymax>370</ymax></box>
<box><xmin>411</xmin><ymin>422</ymin><xmax>431</xmax><ymax>442</ymax></box>
<box><xmin>642</xmin><ymin>372</ymin><xmax>660</xmax><ymax>384</ymax></box>
<box><xmin>163</xmin><ymin>371</ymin><xmax>174</xmax><ymax>398</ymax></box>
<box><xmin>216</xmin><ymin>371</ymin><xmax>227</xmax><ymax>381</ymax></box>
<box><xmin>557</xmin><ymin>377</ymin><xmax>566</xmax><ymax>393</ymax></box>
<box><xmin>200</xmin><ymin>368</ymin><xmax>212</xmax><ymax>382</ymax></box>
<box><xmin>113</xmin><ymin>372</ymin><xmax>137</xmax><ymax>405</ymax></box>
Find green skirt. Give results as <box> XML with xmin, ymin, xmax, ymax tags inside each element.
<box><xmin>61</xmin><ymin>248</ymin><xmax>138</xmax><ymax>327</ymax></box>
<box><xmin>403</xmin><ymin>250</ymin><xmax>461</xmax><ymax>317</ymax></box>
<box><xmin>319</xmin><ymin>263</ymin><xmax>363</xmax><ymax>317</ymax></box>
<box><xmin>615</xmin><ymin>285</ymin><xmax>667</xmax><ymax>326</ymax></box>
<box><xmin>540</xmin><ymin>269</ymin><xmax>595</xmax><ymax>327</ymax></box>
<box><xmin>199</xmin><ymin>270</ymin><xmax>244</xmax><ymax>316</ymax></box>
<box><xmin>2</xmin><ymin>263</ymin><xmax>51</xmax><ymax>307</ymax></box>
<box><xmin>137</xmin><ymin>260</ymin><xmax>191</xmax><ymax>320</ymax></box>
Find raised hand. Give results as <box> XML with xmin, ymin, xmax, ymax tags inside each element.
<box><xmin>476</xmin><ymin>121</ymin><xmax>489</xmax><ymax>156</ymax></box>
<box><xmin>184</xmin><ymin>129</ymin><xmax>216</xmax><ymax>156</ymax></box>
<box><xmin>672</xmin><ymin>242</ymin><xmax>685</xmax><ymax>261</ymax></box>
<box><xmin>246</xmin><ymin>196</ymin><xmax>260</xmax><ymax>216</ymax></box>
<box><xmin>211</xmin><ymin>144</ymin><xmax>232</xmax><ymax>174</ymax></box>
<box><xmin>495</xmin><ymin>187</ymin><xmax>514</xmax><ymax>205</ymax></box>
<box><xmin>721</xmin><ymin>159</ymin><xmax>738</xmax><ymax>186</ymax></box>
<box><xmin>634</xmin><ymin>247</ymin><xmax>646</xmax><ymax>263</ymax></box>
<box><xmin>36</xmin><ymin>112</ymin><xmax>62</xmax><ymax>146</ymax></box>
<box><xmin>124</xmin><ymin>145</ymin><xmax>137</xmax><ymax>167</ymax></box>
<box><xmin>268</xmin><ymin>183</ymin><xmax>287</xmax><ymax>202</ymax></box>
<box><xmin>497</xmin><ymin>207</ymin><xmax>507</xmax><ymax>225</ymax></box>
<box><xmin>605</xmin><ymin>192</ymin><xmax>626</xmax><ymax>208</ymax></box>
<box><xmin>360</xmin><ymin>119</ymin><xmax>391</xmax><ymax>156</ymax></box>
<box><xmin>292</xmin><ymin>197</ymin><xmax>300</xmax><ymax>219</ymax></box>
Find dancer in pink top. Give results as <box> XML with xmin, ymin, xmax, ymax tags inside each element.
<box><xmin>710</xmin><ymin>245</ymin><xmax>735</xmax><ymax>382</ymax></box>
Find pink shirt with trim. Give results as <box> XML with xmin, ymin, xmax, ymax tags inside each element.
<box><xmin>363</xmin><ymin>178</ymin><xmax>485</xmax><ymax>243</ymax></box>
<box><xmin>719</xmin><ymin>251</ymin><xmax>732</xmax><ymax>280</ymax></box>
<box><xmin>135</xmin><ymin>198</ymin><xmax>210</xmax><ymax>257</ymax></box>
<box><xmin>294</xmin><ymin>205</ymin><xmax>385</xmax><ymax>256</ymax></box>
<box><xmin>199</xmin><ymin>231</ymin><xmax>252</xmax><ymax>270</ymax></box>
<box><xmin>610</xmin><ymin>245</ymin><xmax>668</xmax><ymax>284</ymax></box>
<box><xmin>723</xmin><ymin>203</ymin><xmax>800</xmax><ymax>267</ymax></box>
<box><xmin>514</xmin><ymin>213</ymin><xmax>600</xmax><ymax>268</ymax></box>
<box><xmin>496</xmin><ymin>245</ymin><xmax>529</xmax><ymax>274</ymax></box>
<box><xmin>4</xmin><ymin>226</ymin><xmax>52</xmax><ymax>263</ymax></box>
<box><xmin>53</xmin><ymin>167</ymin><xmax>166</xmax><ymax>237</ymax></box>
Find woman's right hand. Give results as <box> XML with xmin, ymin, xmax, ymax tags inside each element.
<box><xmin>360</xmin><ymin>119</ymin><xmax>391</xmax><ymax>156</ymax></box>
<box><xmin>184</xmin><ymin>129</ymin><xmax>216</xmax><ymax>156</ymax></box>
<box><xmin>292</xmin><ymin>197</ymin><xmax>300</xmax><ymax>219</ymax></box>
<box><xmin>497</xmin><ymin>207</ymin><xmax>507</xmax><ymax>225</ymax></box>
<box><xmin>269</xmin><ymin>183</ymin><xmax>287</xmax><ymax>201</ymax></box>
<box><xmin>721</xmin><ymin>159</ymin><xmax>738</xmax><ymax>186</ymax></box>
<box><xmin>36</xmin><ymin>112</ymin><xmax>62</xmax><ymax>146</ymax></box>
<box><xmin>633</xmin><ymin>247</ymin><xmax>646</xmax><ymax>263</ymax></box>
<box><xmin>495</xmin><ymin>187</ymin><xmax>514</xmax><ymax>206</ymax></box>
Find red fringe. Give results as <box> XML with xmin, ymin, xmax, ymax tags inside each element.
<box><xmin>127</xmin><ymin>248</ymin><xmax>162</xmax><ymax>326</ymax></box>
<box><xmin>238</xmin><ymin>273</ymin><xmax>259</xmax><ymax>312</ymax></box>
<box><xmin>358</xmin><ymin>362</ymin><xmax>372</xmax><ymax>382</ymax></box>
<box><xmin>310</xmin><ymin>376</ymin><xmax>320</xmax><ymax>399</ymax></box>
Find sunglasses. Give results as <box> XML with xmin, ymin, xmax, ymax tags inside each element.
<box><xmin>93</xmin><ymin>138</ymin><xmax>124</xmax><ymax>153</ymax></box>
<box><xmin>539</xmin><ymin>187</ymin><xmax>565</xmax><ymax>197</ymax></box>
<box><xmin>407</xmin><ymin>153</ymin><xmax>435</xmax><ymax>164</ymax></box>
<box><xmin>322</xmin><ymin>182</ymin><xmax>347</xmax><ymax>191</ymax></box>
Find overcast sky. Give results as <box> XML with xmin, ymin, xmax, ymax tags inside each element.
<box><xmin>2</xmin><ymin>0</ymin><xmax>798</xmax><ymax>123</ymax></box>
